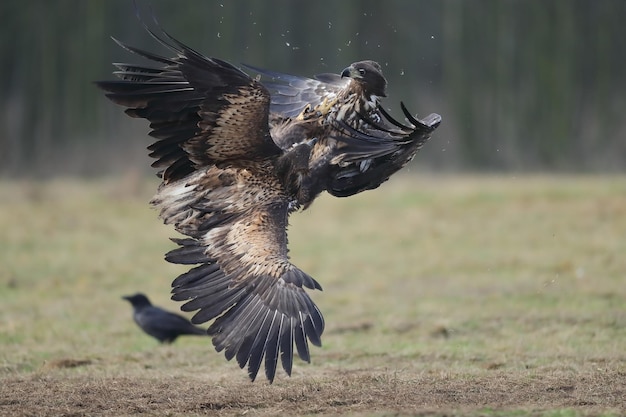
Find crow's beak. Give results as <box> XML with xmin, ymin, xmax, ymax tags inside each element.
<box><xmin>341</xmin><ymin>66</ymin><xmax>351</xmax><ymax>78</ymax></box>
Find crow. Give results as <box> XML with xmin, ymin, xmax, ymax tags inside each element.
<box><xmin>122</xmin><ymin>293</ymin><xmax>206</xmax><ymax>343</ymax></box>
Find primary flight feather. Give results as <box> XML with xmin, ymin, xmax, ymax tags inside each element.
<box><xmin>97</xmin><ymin>22</ymin><xmax>440</xmax><ymax>383</ymax></box>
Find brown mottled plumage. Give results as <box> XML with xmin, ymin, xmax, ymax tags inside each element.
<box><xmin>96</xmin><ymin>23</ymin><xmax>440</xmax><ymax>383</ymax></box>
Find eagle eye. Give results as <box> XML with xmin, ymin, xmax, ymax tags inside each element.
<box><xmin>358</xmin><ymin>68</ymin><xmax>366</xmax><ymax>76</ymax></box>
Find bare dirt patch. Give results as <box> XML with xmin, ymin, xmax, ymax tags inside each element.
<box><xmin>1</xmin><ymin>368</ymin><xmax>624</xmax><ymax>416</ymax></box>
<box><xmin>41</xmin><ymin>358</ymin><xmax>94</xmax><ymax>370</ymax></box>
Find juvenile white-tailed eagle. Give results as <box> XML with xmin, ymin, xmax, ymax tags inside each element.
<box><xmin>97</xmin><ymin>25</ymin><xmax>441</xmax><ymax>382</ymax></box>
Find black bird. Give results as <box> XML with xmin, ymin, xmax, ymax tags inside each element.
<box><xmin>122</xmin><ymin>293</ymin><xmax>206</xmax><ymax>343</ymax></box>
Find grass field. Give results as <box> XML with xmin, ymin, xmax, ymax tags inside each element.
<box><xmin>1</xmin><ymin>174</ymin><xmax>625</xmax><ymax>416</ymax></box>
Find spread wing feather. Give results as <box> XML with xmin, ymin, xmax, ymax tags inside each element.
<box><xmin>329</xmin><ymin>111</ymin><xmax>442</xmax><ymax>197</ymax></box>
<box><xmin>96</xmin><ymin>34</ymin><xmax>280</xmax><ymax>183</ymax></box>
<box><xmin>150</xmin><ymin>165</ymin><xmax>324</xmax><ymax>382</ymax></box>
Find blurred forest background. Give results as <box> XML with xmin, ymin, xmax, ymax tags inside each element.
<box><xmin>1</xmin><ymin>0</ymin><xmax>625</xmax><ymax>177</ymax></box>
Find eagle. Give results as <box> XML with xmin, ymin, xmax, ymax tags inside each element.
<box><xmin>97</xmin><ymin>25</ymin><xmax>441</xmax><ymax>382</ymax></box>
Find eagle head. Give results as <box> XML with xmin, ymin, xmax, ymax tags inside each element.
<box><xmin>341</xmin><ymin>60</ymin><xmax>387</xmax><ymax>98</ymax></box>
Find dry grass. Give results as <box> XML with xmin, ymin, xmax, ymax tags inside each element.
<box><xmin>1</xmin><ymin>174</ymin><xmax>625</xmax><ymax>416</ymax></box>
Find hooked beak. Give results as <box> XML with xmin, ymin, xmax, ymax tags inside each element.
<box><xmin>340</xmin><ymin>66</ymin><xmax>352</xmax><ymax>79</ymax></box>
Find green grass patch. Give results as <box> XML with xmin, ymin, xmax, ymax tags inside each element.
<box><xmin>1</xmin><ymin>175</ymin><xmax>624</xmax><ymax>416</ymax></box>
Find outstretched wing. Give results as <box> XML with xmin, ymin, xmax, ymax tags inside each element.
<box><xmin>97</xmin><ymin>29</ymin><xmax>324</xmax><ymax>382</ymax></box>
<box><xmin>155</xmin><ymin>166</ymin><xmax>324</xmax><ymax>382</ymax></box>
<box><xmin>243</xmin><ymin>63</ymin><xmax>348</xmax><ymax>119</ymax></box>
<box><xmin>96</xmin><ymin>30</ymin><xmax>280</xmax><ymax>182</ymax></box>
<box><xmin>329</xmin><ymin>106</ymin><xmax>442</xmax><ymax>197</ymax></box>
